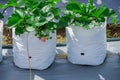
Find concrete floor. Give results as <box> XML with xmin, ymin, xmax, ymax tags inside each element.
<box><xmin>0</xmin><ymin>41</ymin><xmax>120</xmax><ymax>80</ymax></box>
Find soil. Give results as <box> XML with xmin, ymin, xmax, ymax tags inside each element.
<box><xmin>2</xmin><ymin>24</ymin><xmax>12</xmax><ymax>45</ymax></box>
<box><xmin>2</xmin><ymin>24</ymin><xmax>120</xmax><ymax>45</ymax></box>
<box><xmin>57</xmin><ymin>28</ymin><xmax>66</xmax><ymax>43</ymax></box>
<box><xmin>107</xmin><ymin>24</ymin><xmax>120</xmax><ymax>38</ymax></box>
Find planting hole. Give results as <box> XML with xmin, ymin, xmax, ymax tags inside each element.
<box><xmin>29</xmin><ymin>56</ymin><xmax>32</xmax><ymax>59</ymax></box>
<box><xmin>80</xmin><ymin>53</ymin><xmax>85</xmax><ymax>56</ymax></box>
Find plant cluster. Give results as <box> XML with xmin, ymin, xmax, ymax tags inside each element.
<box><xmin>0</xmin><ymin>0</ymin><xmax>119</xmax><ymax>39</ymax></box>
<box><xmin>6</xmin><ymin>0</ymin><xmax>61</xmax><ymax>39</ymax></box>
<box><xmin>60</xmin><ymin>0</ymin><xmax>118</xmax><ymax>29</ymax></box>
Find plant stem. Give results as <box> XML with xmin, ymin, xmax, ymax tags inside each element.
<box><xmin>26</xmin><ymin>33</ymin><xmax>32</xmax><ymax>80</ymax></box>
<box><xmin>2</xmin><ymin>8</ymin><xmax>8</xmax><ymax>14</ymax></box>
<box><xmin>2</xmin><ymin>6</ymin><xmax>13</xmax><ymax>15</ymax></box>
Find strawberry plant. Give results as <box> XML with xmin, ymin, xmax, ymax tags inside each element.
<box><xmin>6</xmin><ymin>0</ymin><xmax>61</xmax><ymax>39</ymax></box>
<box><xmin>6</xmin><ymin>0</ymin><xmax>61</xmax><ymax>80</ymax></box>
<box><xmin>59</xmin><ymin>0</ymin><xmax>118</xmax><ymax>29</ymax></box>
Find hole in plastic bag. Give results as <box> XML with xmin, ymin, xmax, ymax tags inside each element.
<box><xmin>29</xmin><ymin>56</ymin><xmax>32</xmax><ymax>59</ymax></box>
<box><xmin>80</xmin><ymin>53</ymin><xmax>85</xmax><ymax>56</ymax></box>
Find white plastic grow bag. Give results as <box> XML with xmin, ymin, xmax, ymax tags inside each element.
<box><xmin>66</xmin><ymin>22</ymin><xmax>107</xmax><ymax>65</ymax></box>
<box><xmin>0</xmin><ymin>20</ymin><xmax>3</xmax><ymax>62</ymax></box>
<box><xmin>13</xmin><ymin>30</ymin><xmax>56</xmax><ymax>70</ymax></box>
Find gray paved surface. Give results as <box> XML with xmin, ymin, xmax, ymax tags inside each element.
<box><xmin>0</xmin><ymin>54</ymin><xmax>120</xmax><ymax>80</ymax></box>
<box><xmin>0</xmin><ymin>41</ymin><xmax>120</xmax><ymax>80</ymax></box>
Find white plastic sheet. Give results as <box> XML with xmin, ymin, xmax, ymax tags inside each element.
<box><xmin>0</xmin><ymin>20</ymin><xmax>3</xmax><ymax>62</ymax></box>
<box><xmin>13</xmin><ymin>30</ymin><xmax>56</xmax><ymax>70</ymax></box>
<box><xmin>66</xmin><ymin>22</ymin><xmax>107</xmax><ymax>65</ymax></box>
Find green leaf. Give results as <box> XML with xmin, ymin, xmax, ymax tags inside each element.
<box><xmin>15</xmin><ymin>26</ymin><xmax>24</xmax><ymax>35</ymax></box>
<box><xmin>47</xmin><ymin>0</ymin><xmax>60</xmax><ymax>3</ymax></box>
<box><xmin>37</xmin><ymin>18</ymin><xmax>48</xmax><ymax>26</ymax></box>
<box><xmin>50</xmin><ymin>8</ymin><xmax>60</xmax><ymax>19</ymax></box>
<box><xmin>53</xmin><ymin>0</ymin><xmax>60</xmax><ymax>2</ymax></box>
<box><xmin>66</xmin><ymin>2</ymin><xmax>80</xmax><ymax>11</ymax></box>
<box><xmin>15</xmin><ymin>9</ymin><xmax>24</xmax><ymax>18</ymax></box>
<box><xmin>31</xmin><ymin>2</ymin><xmax>41</xmax><ymax>9</ymax></box>
<box><xmin>42</xmin><ymin>4</ymin><xmax>52</xmax><ymax>13</ymax></box>
<box><xmin>46</xmin><ymin>12</ymin><xmax>54</xmax><ymax>21</ymax></box>
<box><xmin>45</xmin><ymin>22</ymin><xmax>57</xmax><ymax>30</ymax></box>
<box><xmin>93</xmin><ymin>5</ymin><xmax>106</xmax><ymax>17</ymax></box>
<box><xmin>58</xmin><ymin>16</ymin><xmax>72</xmax><ymax>28</ymax></box>
<box><xmin>3</xmin><ymin>0</ymin><xmax>20</xmax><ymax>9</ymax></box>
<box><xmin>6</xmin><ymin>13</ymin><xmax>23</xmax><ymax>28</ymax></box>
<box><xmin>0</xmin><ymin>4</ymin><xmax>3</xmax><ymax>9</ymax></box>
<box><xmin>0</xmin><ymin>13</ymin><xmax>4</xmax><ymax>19</ymax></box>
<box><xmin>110</xmin><ymin>14</ymin><xmax>118</xmax><ymax>23</ymax></box>
<box><xmin>88</xmin><ymin>0</ymin><xmax>94</xmax><ymax>5</ymax></box>
<box><xmin>45</xmin><ymin>0</ymin><xmax>60</xmax><ymax>6</ymax></box>
<box><xmin>26</xmin><ymin>26</ymin><xmax>35</xmax><ymax>32</ymax></box>
<box><xmin>102</xmin><ymin>8</ymin><xmax>115</xmax><ymax>17</ymax></box>
<box><xmin>0</xmin><ymin>4</ymin><xmax>4</xmax><ymax>19</ymax></box>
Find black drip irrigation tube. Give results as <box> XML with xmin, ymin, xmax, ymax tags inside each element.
<box><xmin>107</xmin><ymin>38</ymin><xmax>120</xmax><ymax>42</ymax></box>
<box><xmin>2</xmin><ymin>45</ymin><xmax>13</xmax><ymax>49</ymax></box>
